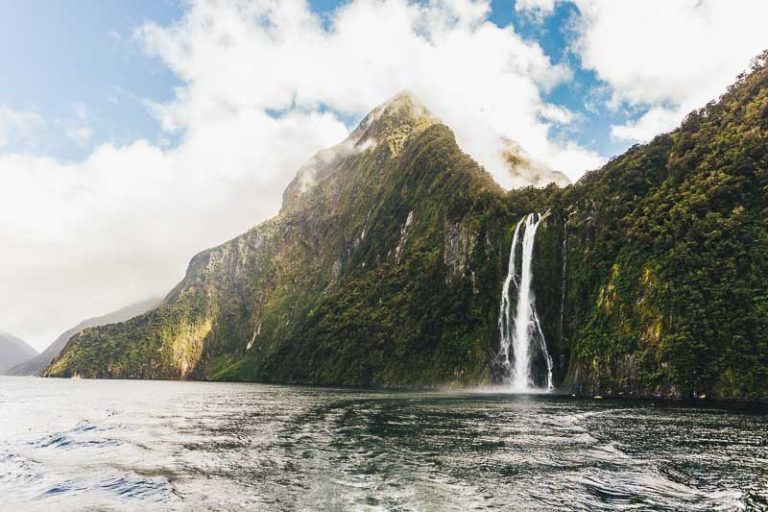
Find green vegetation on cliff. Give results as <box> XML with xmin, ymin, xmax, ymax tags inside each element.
<box><xmin>537</xmin><ymin>53</ymin><xmax>768</xmax><ymax>400</ymax></box>
<box><xmin>48</xmin><ymin>57</ymin><xmax>768</xmax><ymax>401</ymax></box>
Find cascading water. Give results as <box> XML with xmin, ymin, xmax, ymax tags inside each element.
<box><xmin>497</xmin><ymin>218</ymin><xmax>524</xmax><ymax>373</ymax></box>
<box><xmin>497</xmin><ymin>213</ymin><xmax>554</xmax><ymax>391</ymax></box>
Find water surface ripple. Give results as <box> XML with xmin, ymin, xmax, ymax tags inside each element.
<box><xmin>1</xmin><ymin>377</ymin><xmax>766</xmax><ymax>511</ymax></box>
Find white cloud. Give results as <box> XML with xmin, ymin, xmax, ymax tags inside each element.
<box><xmin>0</xmin><ymin>0</ymin><xmax>605</xmax><ymax>349</ymax></box>
<box><xmin>539</xmin><ymin>103</ymin><xmax>575</xmax><ymax>125</ymax></box>
<box><xmin>514</xmin><ymin>0</ymin><xmax>556</xmax><ymax>21</ymax></box>
<box><xmin>569</xmin><ymin>0</ymin><xmax>768</xmax><ymax>142</ymax></box>
<box><xmin>136</xmin><ymin>0</ymin><xmax>598</xmax><ymax>182</ymax></box>
<box><xmin>0</xmin><ymin>113</ymin><xmax>345</xmax><ymax>349</ymax></box>
<box><xmin>610</xmin><ymin>105</ymin><xmax>681</xmax><ymax>143</ymax></box>
<box><xmin>0</xmin><ymin>106</ymin><xmax>46</xmax><ymax>151</ymax></box>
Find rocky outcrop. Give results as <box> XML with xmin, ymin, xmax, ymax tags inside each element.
<box><xmin>443</xmin><ymin>219</ymin><xmax>477</xmax><ymax>277</ymax></box>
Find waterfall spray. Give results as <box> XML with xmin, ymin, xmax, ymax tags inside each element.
<box><xmin>497</xmin><ymin>213</ymin><xmax>554</xmax><ymax>391</ymax></box>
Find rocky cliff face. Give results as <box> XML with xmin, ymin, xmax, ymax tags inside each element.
<box><xmin>500</xmin><ymin>138</ymin><xmax>570</xmax><ymax>188</ymax></box>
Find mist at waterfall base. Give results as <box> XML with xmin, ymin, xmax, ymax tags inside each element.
<box><xmin>497</xmin><ymin>213</ymin><xmax>554</xmax><ymax>392</ymax></box>
<box><xmin>2</xmin><ymin>377</ymin><xmax>767</xmax><ymax>511</ymax></box>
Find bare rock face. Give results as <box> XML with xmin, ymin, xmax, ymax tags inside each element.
<box><xmin>443</xmin><ymin>219</ymin><xmax>477</xmax><ymax>277</ymax></box>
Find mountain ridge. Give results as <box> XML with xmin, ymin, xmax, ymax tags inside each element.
<box><xmin>47</xmin><ymin>58</ymin><xmax>768</xmax><ymax>400</ymax></box>
<box><xmin>47</xmin><ymin>93</ymin><xmax>510</xmax><ymax>384</ymax></box>
<box><xmin>6</xmin><ymin>298</ymin><xmax>161</xmax><ymax>376</ymax></box>
<box><xmin>0</xmin><ymin>332</ymin><xmax>38</xmax><ymax>373</ymax></box>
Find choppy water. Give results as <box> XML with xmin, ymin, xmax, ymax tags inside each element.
<box><xmin>1</xmin><ymin>377</ymin><xmax>766</xmax><ymax>511</ymax></box>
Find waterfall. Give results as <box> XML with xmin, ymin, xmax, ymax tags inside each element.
<box><xmin>497</xmin><ymin>213</ymin><xmax>554</xmax><ymax>391</ymax></box>
<box><xmin>497</xmin><ymin>217</ymin><xmax>525</xmax><ymax>373</ymax></box>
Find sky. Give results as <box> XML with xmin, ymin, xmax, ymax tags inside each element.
<box><xmin>1</xmin><ymin>0</ymin><xmax>767</xmax><ymax>351</ymax></box>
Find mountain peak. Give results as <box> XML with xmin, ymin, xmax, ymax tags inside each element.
<box><xmin>351</xmin><ymin>90</ymin><xmax>438</xmax><ymax>141</ymax></box>
<box><xmin>282</xmin><ymin>92</ymin><xmax>440</xmax><ymax>212</ymax></box>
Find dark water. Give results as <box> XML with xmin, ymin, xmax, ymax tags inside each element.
<box><xmin>1</xmin><ymin>377</ymin><xmax>767</xmax><ymax>511</ymax></box>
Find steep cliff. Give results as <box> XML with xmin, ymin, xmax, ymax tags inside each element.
<box><xmin>532</xmin><ymin>55</ymin><xmax>768</xmax><ymax>400</ymax></box>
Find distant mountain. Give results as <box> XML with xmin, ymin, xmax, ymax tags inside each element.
<box><xmin>6</xmin><ymin>299</ymin><xmax>160</xmax><ymax>376</ymax></box>
<box><xmin>0</xmin><ymin>332</ymin><xmax>38</xmax><ymax>373</ymax></box>
<box><xmin>500</xmin><ymin>138</ymin><xmax>570</xmax><ymax>188</ymax></box>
